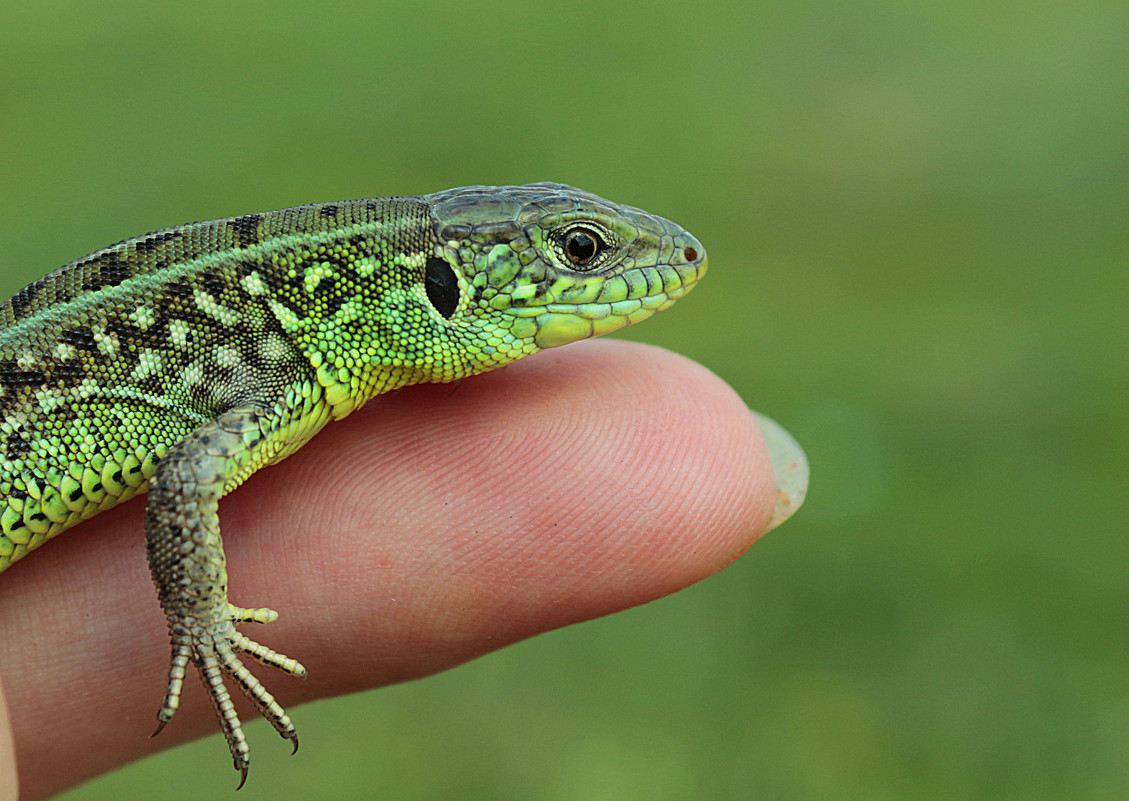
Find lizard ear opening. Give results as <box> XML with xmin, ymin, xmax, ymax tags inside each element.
<box><xmin>425</xmin><ymin>257</ymin><xmax>460</xmax><ymax>319</ymax></box>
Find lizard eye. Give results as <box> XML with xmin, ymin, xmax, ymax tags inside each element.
<box><xmin>562</xmin><ymin>227</ymin><xmax>603</xmax><ymax>267</ymax></box>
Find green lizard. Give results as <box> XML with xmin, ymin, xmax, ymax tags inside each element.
<box><xmin>0</xmin><ymin>183</ymin><xmax>706</xmax><ymax>785</ymax></box>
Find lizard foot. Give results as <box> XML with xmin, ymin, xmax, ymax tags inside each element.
<box><xmin>153</xmin><ymin>603</ymin><xmax>308</xmax><ymax>787</ymax></box>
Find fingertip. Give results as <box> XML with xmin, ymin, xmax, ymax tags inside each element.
<box><xmin>235</xmin><ymin>339</ymin><xmax>782</xmax><ymax>684</ymax></box>
<box><xmin>552</xmin><ymin>340</ymin><xmax>779</xmax><ymax>588</ymax></box>
<box><xmin>347</xmin><ymin>339</ymin><xmax>777</xmax><ymax>633</ymax></box>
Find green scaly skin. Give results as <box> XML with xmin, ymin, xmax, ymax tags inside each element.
<box><xmin>0</xmin><ymin>183</ymin><xmax>706</xmax><ymax>785</ymax></box>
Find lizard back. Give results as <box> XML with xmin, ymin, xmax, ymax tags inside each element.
<box><xmin>0</xmin><ymin>197</ymin><xmax>433</xmax><ymax>568</ymax></box>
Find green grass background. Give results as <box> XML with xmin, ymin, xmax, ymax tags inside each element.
<box><xmin>2</xmin><ymin>1</ymin><xmax>1126</xmax><ymax>799</ymax></box>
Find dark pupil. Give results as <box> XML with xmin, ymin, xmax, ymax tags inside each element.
<box><xmin>565</xmin><ymin>230</ymin><xmax>598</xmax><ymax>265</ymax></box>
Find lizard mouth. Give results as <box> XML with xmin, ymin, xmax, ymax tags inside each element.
<box><xmin>529</xmin><ymin>244</ymin><xmax>707</xmax><ymax>349</ymax></box>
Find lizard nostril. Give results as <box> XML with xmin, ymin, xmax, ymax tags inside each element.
<box><xmin>683</xmin><ymin>246</ymin><xmax>698</xmax><ymax>262</ymax></box>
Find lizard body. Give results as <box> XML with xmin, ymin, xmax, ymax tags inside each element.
<box><xmin>0</xmin><ymin>183</ymin><xmax>706</xmax><ymax>784</ymax></box>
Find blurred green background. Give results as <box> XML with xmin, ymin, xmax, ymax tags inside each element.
<box><xmin>2</xmin><ymin>1</ymin><xmax>1126</xmax><ymax>799</ymax></box>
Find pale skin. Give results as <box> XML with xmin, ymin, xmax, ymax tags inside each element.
<box><xmin>0</xmin><ymin>340</ymin><xmax>778</xmax><ymax>801</ymax></box>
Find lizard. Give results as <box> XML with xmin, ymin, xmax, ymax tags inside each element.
<box><xmin>0</xmin><ymin>182</ymin><xmax>706</xmax><ymax>786</ymax></box>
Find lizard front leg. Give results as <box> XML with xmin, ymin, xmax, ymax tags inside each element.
<box><xmin>145</xmin><ymin>405</ymin><xmax>308</xmax><ymax>788</ymax></box>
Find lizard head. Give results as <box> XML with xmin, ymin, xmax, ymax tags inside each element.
<box><xmin>424</xmin><ymin>182</ymin><xmax>707</xmax><ymax>369</ymax></box>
